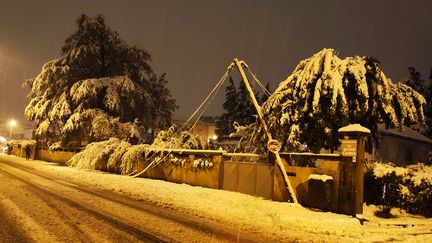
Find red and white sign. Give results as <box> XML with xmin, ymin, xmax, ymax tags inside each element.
<box><xmin>267</xmin><ymin>139</ymin><xmax>282</xmax><ymax>153</ymax></box>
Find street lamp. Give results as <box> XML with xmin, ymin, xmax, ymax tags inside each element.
<box><xmin>8</xmin><ymin>119</ymin><xmax>17</xmax><ymax>139</ymax></box>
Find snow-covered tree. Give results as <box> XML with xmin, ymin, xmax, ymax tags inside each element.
<box><xmin>236</xmin><ymin>78</ymin><xmax>258</xmax><ymax>125</ymax></box>
<box><xmin>24</xmin><ymin>14</ymin><xmax>176</xmax><ymax>146</ymax></box>
<box><xmin>403</xmin><ymin>67</ymin><xmax>426</xmax><ymax>97</ymax></box>
<box><xmin>216</xmin><ymin>77</ymin><xmax>238</xmax><ymax>137</ymax></box>
<box><xmin>253</xmin><ymin>48</ymin><xmax>425</xmax><ymax>153</ymax></box>
<box><xmin>216</xmin><ymin>76</ymin><xmax>264</xmax><ymax>138</ymax></box>
<box><xmin>401</xmin><ymin>67</ymin><xmax>431</xmax><ymax>136</ymax></box>
<box><xmin>426</xmin><ymin>69</ymin><xmax>432</xmax><ymax>136</ymax></box>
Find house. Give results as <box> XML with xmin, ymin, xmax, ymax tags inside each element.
<box><xmin>173</xmin><ymin>116</ymin><xmax>217</xmax><ymax>142</ymax></box>
<box><xmin>375</xmin><ymin>124</ymin><xmax>432</xmax><ymax>165</ymax></box>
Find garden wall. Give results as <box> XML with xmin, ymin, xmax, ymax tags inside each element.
<box><xmin>273</xmin><ymin>153</ymin><xmax>342</xmax><ymax>212</ymax></box>
<box><xmin>37</xmin><ymin>149</ymin><xmax>76</xmax><ymax>165</ymax></box>
<box><xmin>8</xmin><ymin>143</ymin><xmax>363</xmax><ymax>216</ymax></box>
<box><xmin>10</xmin><ymin>144</ymin><xmax>23</xmax><ymax>157</ymax></box>
<box><xmin>133</xmin><ymin>150</ymin><xmax>224</xmax><ymax>189</ymax></box>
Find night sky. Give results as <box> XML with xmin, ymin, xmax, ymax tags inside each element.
<box><xmin>0</xmin><ymin>0</ymin><xmax>431</xmax><ymax>123</ymax></box>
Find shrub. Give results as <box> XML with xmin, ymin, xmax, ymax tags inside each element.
<box><xmin>67</xmin><ymin>138</ymin><xmax>121</xmax><ymax>170</ymax></box>
<box><xmin>365</xmin><ymin>161</ymin><xmax>432</xmax><ymax>217</ymax></box>
<box><xmin>67</xmin><ymin>127</ymin><xmax>210</xmax><ymax>174</ymax></box>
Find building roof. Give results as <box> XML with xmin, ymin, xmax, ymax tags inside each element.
<box><xmin>378</xmin><ymin>123</ymin><xmax>432</xmax><ymax>144</ymax></box>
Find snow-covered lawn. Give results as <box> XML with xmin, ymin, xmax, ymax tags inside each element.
<box><xmin>3</xmin><ymin>154</ymin><xmax>431</xmax><ymax>242</ymax></box>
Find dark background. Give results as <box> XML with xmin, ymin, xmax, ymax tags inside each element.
<box><xmin>0</xmin><ymin>0</ymin><xmax>431</xmax><ymax>122</ymax></box>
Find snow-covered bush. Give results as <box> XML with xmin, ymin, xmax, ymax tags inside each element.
<box><xmin>67</xmin><ymin>138</ymin><xmax>121</xmax><ymax>171</ymax></box>
<box><xmin>230</xmin><ymin>122</ymin><xmax>260</xmax><ymax>153</ymax></box>
<box><xmin>253</xmin><ymin>49</ymin><xmax>425</xmax><ymax>153</ymax></box>
<box><xmin>120</xmin><ymin>144</ymin><xmax>150</xmax><ymax>175</ymax></box>
<box><xmin>107</xmin><ymin>141</ymin><xmax>132</xmax><ymax>173</ymax></box>
<box><xmin>364</xmin><ymin>161</ymin><xmax>432</xmax><ymax>217</ymax></box>
<box><xmin>68</xmin><ymin>125</ymin><xmax>212</xmax><ymax>174</ymax></box>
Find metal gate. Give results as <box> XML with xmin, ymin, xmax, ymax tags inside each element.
<box><xmin>222</xmin><ymin>160</ymin><xmax>273</xmax><ymax>199</ymax></box>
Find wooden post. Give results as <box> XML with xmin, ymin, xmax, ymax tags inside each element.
<box><xmin>232</xmin><ymin>58</ymin><xmax>298</xmax><ymax>204</ymax></box>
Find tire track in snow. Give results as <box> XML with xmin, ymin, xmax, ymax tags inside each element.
<box><xmin>0</xmin><ymin>168</ymin><xmax>98</xmax><ymax>243</ymax></box>
<box><xmin>0</xmin><ymin>157</ymin><xmax>262</xmax><ymax>243</ymax></box>
<box><xmin>0</xmin><ymin>194</ymin><xmax>57</xmax><ymax>242</ymax></box>
<box><xmin>0</xmin><ymin>164</ymin><xmax>170</xmax><ymax>243</ymax></box>
<box><xmin>0</xmin><ymin>202</ymin><xmax>32</xmax><ymax>243</ymax></box>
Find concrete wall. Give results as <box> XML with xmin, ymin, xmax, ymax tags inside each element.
<box><xmin>134</xmin><ymin>151</ymin><xmax>224</xmax><ymax>189</ymax></box>
<box><xmin>273</xmin><ymin>156</ymin><xmax>341</xmax><ymax>212</ymax></box>
<box><xmin>37</xmin><ymin>149</ymin><xmax>76</xmax><ymax>164</ymax></box>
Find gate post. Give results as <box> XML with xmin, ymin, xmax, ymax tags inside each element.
<box><xmin>338</xmin><ymin>124</ymin><xmax>370</xmax><ymax>219</ymax></box>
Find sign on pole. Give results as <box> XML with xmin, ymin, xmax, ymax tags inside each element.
<box><xmin>267</xmin><ymin>139</ymin><xmax>282</xmax><ymax>154</ymax></box>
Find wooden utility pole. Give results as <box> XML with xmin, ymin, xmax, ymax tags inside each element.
<box><xmin>232</xmin><ymin>58</ymin><xmax>298</xmax><ymax>204</ymax></box>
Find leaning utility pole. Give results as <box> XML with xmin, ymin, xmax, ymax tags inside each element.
<box><xmin>230</xmin><ymin>58</ymin><xmax>298</xmax><ymax>204</ymax></box>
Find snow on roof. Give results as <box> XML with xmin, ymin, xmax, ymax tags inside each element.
<box><xmin>338</xmin><ymin>124</ymin><xmax>371</xmax><ymax>134</ymax></box>
<box><xmin>378</xmin><ymin>124</ymin><xmax>432</xmax><ymax>144</ymax></box>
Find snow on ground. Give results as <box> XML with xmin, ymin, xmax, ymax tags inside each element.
<box><xmin>2</xmin><ymin>154</ymin><xmax>431</xmax><ymax>242</ymax></box>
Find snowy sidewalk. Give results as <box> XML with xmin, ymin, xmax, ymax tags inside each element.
<box><xmin>2</xmin><ymin>154</ymin><xmax>431</xmax><ymax>242</ymax></box>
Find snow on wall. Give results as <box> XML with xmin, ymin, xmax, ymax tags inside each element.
<box><xmin>309</xmin><ymin>174</ymin><xmax>333</xmax><ymax>182</ymax></box>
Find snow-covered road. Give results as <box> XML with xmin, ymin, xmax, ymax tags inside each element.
<box><xmin>0</xmin><ymin>154</ymin><xmax>431</xmax><ymax>242</ymax></box>
<box><xmin>0</xmin><ymin>155</ymin><xmax>262</xmax><ymax>242</ymax></box>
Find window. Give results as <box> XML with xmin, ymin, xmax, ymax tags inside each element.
<box><xmin>405</xmin><ymin>148</ymin><xmax>413</xmax><ymax>163</ymax></box>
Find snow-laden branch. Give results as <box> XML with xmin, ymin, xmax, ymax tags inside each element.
<box><xmin>255</xmin><ymin>48</ymin><xmax>425</xmax><ymax>152</ymax></box>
